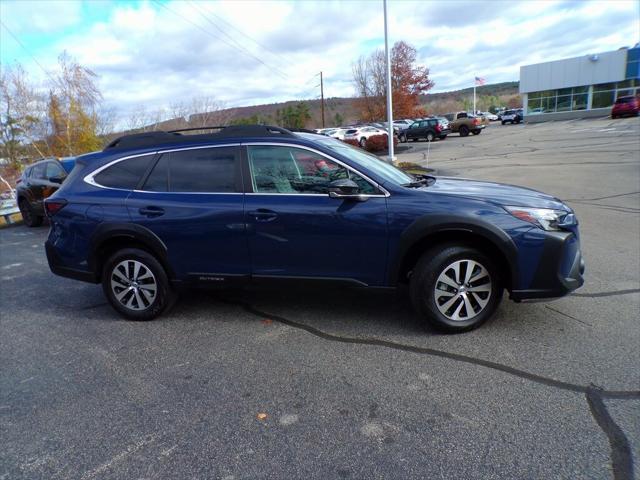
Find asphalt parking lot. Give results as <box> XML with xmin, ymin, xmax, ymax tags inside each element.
<box><xmin>1</xmin><ymin>116</ymin><xmax>639</xmax><ymax>480</ymax></box>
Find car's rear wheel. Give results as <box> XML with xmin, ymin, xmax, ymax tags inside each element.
<box><xmin>18</xmin><ymin>199</ymin><xmax>42</xmax><ymax>227</ymax></box>
<box><xmin>426</xmin><ymin>132</ymin><xmax>435</xmax><ymax>142</ymax></box>
<box><xmin>410</xmin><ymin>245</ymin><xmax>503</xmax><ymax>333</ymax></box>
<box><xmin>102</xmin><ymin>248</ymin><xmax>176</xmax><ymax>321</ymax></box>
<box><xmin>459</xmin><ymin>126</ymin><xmax>469</xmax><ymax>137</ymax></box>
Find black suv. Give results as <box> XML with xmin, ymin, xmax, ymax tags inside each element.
<box><xmin>16</xmin><ymin>158</ymin><xmax>73</xmax><ymax>227</ymax></box>
<box><xmin>402</xmin><ymin>118</ymin><xmax>450</xmax><ymax>142</ymax></box>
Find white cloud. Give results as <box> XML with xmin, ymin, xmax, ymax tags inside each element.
<box><xmin>2</xmin><ymin>0</ymin><xmax>638</xmax><ymax>122</ymax></box>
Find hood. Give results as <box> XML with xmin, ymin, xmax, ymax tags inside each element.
<box><xmin>425</xmin><ymin>177</ymin><xmax>569</xmax><ymax>211</ymax></box>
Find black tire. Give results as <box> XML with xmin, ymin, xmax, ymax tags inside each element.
<box><xmin>426</xmin><ymin>132</ymin><xmax>435</xmax><ymax>142</ymax></box>
<box><xmin>18</xmin><ymin>199</ymin><xmax>42</xmax><ymax>227</ymax></box>
<box><xmin>459</xmin><ymin>125</ymin><xmax>469</xmax><ymax>137</ymax></box>
<box><xmin>102</xmin><ymin>248</ymin><xmax>177</xmax><ymax>321</ymax></box>
<box><xmin>400</xmin><ymin>133</ymin><xmax>407</xmax><ymax>143</ymax></box>
<box><xmin>359</xmin><ymin>137</ymin><xmax>367</xmax><ymax>147</ymax></box>
<box><xmin>410</xmin><ymin>245</ymin><xmax>503</xmax><ymax>333</ymax></box>
<box><xmin>472</xmin><ymin>130</ymin><xmax>481</xmax><ymax>135</ymax></box>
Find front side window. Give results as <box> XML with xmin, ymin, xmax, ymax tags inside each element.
<box><xmin>247</xmin><ymin>145</ymin><xmax>377</xmax><ymax>195</ymax></box>
<box><xmin>142</xmin><ymin>147</ymin><xmax>238</xmax><ymax>193</ymax></box>
<box><xmin>94</xmin><ymin>155</ymin><xmax>154</xmax><ymax>190</ymax></box>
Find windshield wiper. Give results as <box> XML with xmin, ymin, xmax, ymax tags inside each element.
<box><xmin>402</xmin><ymin>174</ymin><xmax>436</xmax><ymax>188</ymax></box>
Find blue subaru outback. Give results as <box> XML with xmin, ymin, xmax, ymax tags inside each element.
<box><xmin>44</xmin><ymin>125</ymin><xmax>584</xmax><ymax>332</ymax></box>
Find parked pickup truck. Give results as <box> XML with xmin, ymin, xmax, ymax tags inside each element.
<box><xmin>443</xmin><ymin>112</ymin><xmax>485</xmax><ymax>137</ymax></box>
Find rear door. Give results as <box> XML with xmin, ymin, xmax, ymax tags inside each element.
<box><xmin>126</xmin><ymin>145</ymin><xmax>249</xmax><ymax>282</ymax></box>
<box><xmin>243</xmin><ymin>144</ymin><xmax>388</xmax><ymax>286</ymax></box>
<box><xmin>25</xmin><ymin>163</ymin><xmax>48</xmax><ymax>214</ymax></box>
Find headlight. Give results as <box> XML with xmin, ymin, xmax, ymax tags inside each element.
<box><xmin>504</xmin><ymin>206</ymin><xmax>570</xmax><ymax>231</ymax></box>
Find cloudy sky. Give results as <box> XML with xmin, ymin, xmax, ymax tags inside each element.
<box><xmin>1</xmin><ymin>0</ymin><xmax>639</xmax><ymax>119</ymax></box>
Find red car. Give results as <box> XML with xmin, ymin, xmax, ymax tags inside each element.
<box><xmin>611</xmin><ymin>96</ymin><xmax>639</xmax><ymax>118</ymax></box>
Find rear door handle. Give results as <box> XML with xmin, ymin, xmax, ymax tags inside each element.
<box><xmin>139</xmin><ymin>206</ymin><xmax>165</xmax><ymax>217</ymax></box>
<box><xmin>248</xmin><ymin>209</ymin><xmax>278</xmax><ymax>222</ymax></box>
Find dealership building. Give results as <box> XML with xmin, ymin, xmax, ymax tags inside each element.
<box><xmin>519</xmin><ymin>46</ymin><xmax>640</xmax><ymax>122</ymax></box>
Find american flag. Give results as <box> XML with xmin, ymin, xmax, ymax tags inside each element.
<box><xmin>475</xmin><ymin>76</ymin><xmax>486</xmax><ymax>86</ymax></box>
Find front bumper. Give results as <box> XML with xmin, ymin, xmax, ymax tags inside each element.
<box><xmin>510</xmin><ymin>230</ymin><xmax>585</xmax><ymax>301</ymax></box>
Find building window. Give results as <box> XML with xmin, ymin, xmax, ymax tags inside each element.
<box><xmin>526</xmin><ymin>86</ymin><xmax>590</xmax><ymax>114</ymax></box>
<box><xmin>626</xmin><ymin>47</ymin><xmax>640</xmax><ymax>79</ymax></box>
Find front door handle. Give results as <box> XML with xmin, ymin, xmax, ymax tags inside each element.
<box><xmin>248</xmin><ymin>209</ymin><xmax>278</xmax><ymax>222</ymax></box>
<box><xmin>139</xmin><ymin>206</ymin><xmax>165</xmax><ymax>217</ymax></box>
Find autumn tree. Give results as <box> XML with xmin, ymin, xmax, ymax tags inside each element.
<box><xmin>352</xmin><ymin>41</ymin><xmax>434</xmax><ymax>122</ymax></box>
<box><xmin>47</xmin><ymin>52</ymin><xmax>102</xmax><ymax>156</ymax></box>
<box><xmin>0</xmin><ymin>64</ymin><xmax>48</xmax><ymax>167</ymax></box>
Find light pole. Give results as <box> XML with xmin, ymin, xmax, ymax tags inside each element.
<box><xmin>383</xmin><ymin>0</ymin><xmax>394</xmax><ymax>162</ymax></box>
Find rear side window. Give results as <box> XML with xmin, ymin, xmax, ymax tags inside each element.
<box><xmin>32</xmin><ymin>163</ymin><xmax>46</xmax><ymax>180</ymax></box>
<box><xmin>94</xmin><ymin>155</ymin><xmax>154</xmax><ymax>190</ymax></box>
<box><xmin>142</xmin><ymin>147</ymin><xmax>238</xmax><ymax>193</ymax></box>
<box><xmin>45</xmin><ymin>161</ymin><xmax>66</xmax><ymax>178</ymax></box>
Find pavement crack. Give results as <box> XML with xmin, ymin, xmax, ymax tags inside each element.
<box><xmin>545</xmin><ymin>305</ymin><xmax>592</xmax><ymax>326</ymax></box>
<box><xmin>225</xmin><ymin>299</ymin><xmax>640</xmax><ymax>400</ymax></box>
<box><xmin>565</xmin><ymin>191</ymin><xmax>640</xmax><ymax>202</ymax></box>
<box><xmin>586</xmin><ymin>388</ymin><xmax>634</xmax><ymax>480</ymax></box>
<box><xmin>571</xmin><ymin>289</ymin><xmax>640</xmax><ymax>298</ymax></box>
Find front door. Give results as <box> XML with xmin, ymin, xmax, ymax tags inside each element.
<box><xmin>126</xmin><ymin>145</ymin><xmax>249</xmax><ymax>282</ymax></box>
<box><xmin>243</xmin><ymin>144</ymin><xmax>388</xmax><ymax>286</ymax></box>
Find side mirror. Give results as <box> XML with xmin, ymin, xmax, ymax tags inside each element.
<box><xmin>49</xmin><ymin>176</ymin><xmax>65</xmax><ymax>184</ymax></box>
<box><xmin>328</xmin><ymin>179</ymin><xmax>366</xmax><ymax>201</ymax></box>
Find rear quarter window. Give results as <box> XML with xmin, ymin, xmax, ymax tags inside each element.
<box><xmin>93</xmin><ymin>155</ymin><xmax>154</xmax><ymax>190</ymax></box>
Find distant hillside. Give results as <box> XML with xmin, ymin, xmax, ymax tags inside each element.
<box><xmin>117</xmin><ymin>81</ymin><xmax>520</xmax><ymax>136</ymax></box>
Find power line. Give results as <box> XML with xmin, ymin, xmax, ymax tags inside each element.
<box><xmin>152</xmin><ymin>0</ymin><xmax>288</xmax><ymax>80</ymax></box>
<box><xmin>189</xmin><ymin>2</ymin><xmax>291</xmax><ymax>66</ymax></box>
<box><xmin>187</xmin><ymin>0</ymin><xmax>286</xmax><ymax>78</ymax></box>
<box><xmin>0</xmin><ymin>20</ymin><xmax>58</xmax><ymax>84</ymax></box>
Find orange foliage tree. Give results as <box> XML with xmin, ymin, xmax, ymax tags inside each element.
<box><xmin>352</xmin><ymin>41</ymin><xmax>434</xmax><ymax>122</ymax></box>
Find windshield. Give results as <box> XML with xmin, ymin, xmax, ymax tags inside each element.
<box><xmin>297</xmin><ymin>133</ymin><xmax>414</xmax><ymax>185</ymax></box>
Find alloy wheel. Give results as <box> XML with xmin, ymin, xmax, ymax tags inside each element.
<box><xmin>434</xmin><ymin>259</ymin><xmax>492</xmax><ymax>321</ymax></box>
<box><xmin>110</xmin><ymin>259</ymin><xmax>157</xmax><ymax>311</ymax></box>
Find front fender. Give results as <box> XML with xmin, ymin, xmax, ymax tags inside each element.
<box><xmin>388</xmin><ymin>213</ymin><xmax>518</xmax><ymax>287</ymax></box>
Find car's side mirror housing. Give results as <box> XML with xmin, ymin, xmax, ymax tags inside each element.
<box><xmin>49</xmin><ymin>175</ymin><xmax>65</xmax><ymax>184</ymax></box>
<box><xmin>328</xmin><ymin>179</ymin><xmax>367</xmax><ymax>201</ymax></box>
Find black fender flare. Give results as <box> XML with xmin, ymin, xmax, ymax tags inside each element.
<box><xmin>89</xmin><ymin>223</ymin><xmax>173</xmax><ymax>278</ymax></box>
<box><xmin>388</xmin><ymin>214</ymin><xmax>518</xmax><ymax>287</ymax></box>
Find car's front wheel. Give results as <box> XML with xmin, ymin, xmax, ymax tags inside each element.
<box><xmin>359</xmin><ymin>137</ymin><xmax>367</xmax><ymax>147</ymax></box>
<box><xmin>102</xmin><ymin>248</ymin><xmax>176</xmax><ymax>321</ymax></box>
<box><xmin>410</xmin><ymin>245</ymin><xmax>503</xmax><ymax>333</ymax></box>
<box><xmin>400</xmin><ymin>133</ymin><xmax>407</xmax><ymax>143</ymax></box>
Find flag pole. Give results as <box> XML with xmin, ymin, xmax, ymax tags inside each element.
<box><xmin>473</xmin><ymin>80</ymin><xmax>476</xmax><ymax>114</ymax></box>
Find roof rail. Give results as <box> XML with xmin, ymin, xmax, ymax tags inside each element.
<box><xmin>103</xmin><ymin>125</ymin><xmax>295</xmax><ymax>151</ymax></box>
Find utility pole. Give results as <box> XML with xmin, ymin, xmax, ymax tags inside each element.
<box><xmin>383</xmin><ymin>0</ymin><xmax>394</xmax><ymax>162</ymax></box>
<box><xmin>320</xmin><ymin>71</ymin><xmax>325</xmax><ymax>128</ymax></box>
